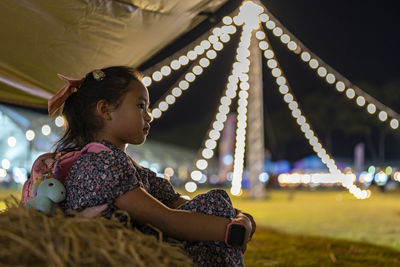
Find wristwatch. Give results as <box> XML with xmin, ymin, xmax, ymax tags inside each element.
<box><xmin>225</xmin><ymin>219</ymin><xmax>246</xmax><ymax>247</ymax></box>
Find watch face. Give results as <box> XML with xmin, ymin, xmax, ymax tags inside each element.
<box><xmin>227</xmin><ymin>224</ymin><xmax>246</xmax><ymax>247</ymax></box>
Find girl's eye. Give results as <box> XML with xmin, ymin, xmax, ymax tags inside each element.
<box><xmin>138</xmin><ymin>104</ymin><xmax>145</xmax><ymax>109</ymax></box>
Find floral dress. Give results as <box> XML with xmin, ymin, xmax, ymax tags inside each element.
<box><xmin>62</xmin><ymin>140</ymin><xmax>243</xmax><ymax>267</ymax></box>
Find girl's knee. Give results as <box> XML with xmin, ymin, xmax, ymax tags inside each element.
<box><xmin>208</xmin><ymin>189</ymin><xmax>232</xmax><ymax>205</ymax></box>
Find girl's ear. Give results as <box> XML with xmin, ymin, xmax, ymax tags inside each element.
<box><xmin>96</xmin><ymin>100</ymin><xmax>112</xmax><ymax>120</ymax></box>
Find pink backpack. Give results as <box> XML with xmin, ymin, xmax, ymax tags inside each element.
<box><xmin>21</xmin><ymin>142</ymin><xmax>111</xmax><ymax>204</ymax></box>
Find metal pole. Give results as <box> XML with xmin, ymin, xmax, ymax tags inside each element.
<box><xmin>247</xmin><ymin>26</ymin><xmax>265</xmax><ymax>198</ymax></box>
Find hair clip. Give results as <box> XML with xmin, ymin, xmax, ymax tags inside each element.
<box><xmin>92</xmin><ymin>69</ymin><xmax>106</xmax><ymax>81</ymax></box>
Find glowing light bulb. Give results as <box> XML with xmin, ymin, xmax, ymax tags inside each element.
<box><xmin>346</xmin><ymin>88</ymin><xmax>355</xmax><ymax>99</ymax></box>
<box><xmin>159</xmin><ymin>101</ymin><xmax>168</xmax><ymax>111</ymax></box>
<box><xmin>287</xmin><ymin>41</ymin><xmax>297</xmax><ymax>51</ymax></box>
<box><xmin>259</xmin><ymin>13</ymin><xmax>269</xmax><ymax>22</ymax></box>
<box><xmin>185</xmin><ymin>181</ymin><xmax>197</xmax><ymax>192</ymax></box>
<box><xmin>264</xmin><ymin>50</ymin><xmax>274</xmax><ymax>59</ymax></box>
<box><xmin>279</xmin><ymin>85</ymin><xmax>289</xmax><ymax>94</ymax></box>
<box><xmin>205</xmin><ymin>139</ymin><xmax>217</xmax><ymax>149</ymax></box>
<box><xmin>55</xmin><ymin>116</ymin><xmax>65</xmax><ymax>127</ymax></box>
<box><xmin>171</xmin><ymin>60</ymin><xmax>180</xmax><ymax>70</ymax></box>
<box><xmin>309</xmin><ymin>59</ymin><xmax>319</xmax><ymax>69</ymax></box>
<box><xmin>212</xmin><ymin>27</ymin><xmax>221</xmax><ymax>36</ymax></box>
<box><xmin>378</xmin><ymin>111</ymin><xmax>388</xmax><ymax>121</ymax></box>
<box><xmin>220</xmin><ymin>34</ymin><xmax>230</xmax><ymax>43</ymax></box>
<box><xmin>213</xmin><ymin>42</ymin><xmax>223</xmax><ymax>51</ymax></box>
<box><xmin>194</xmin><ymin>45</ymin><xmax>205</xmax><ymax>55</ymax></box>
<box><xmin>0</xmin><ymin>168</ymin><xmax>6</xmax><ymax>178</ymax></box>
<box><xmin>326</xmin><ymin>73</ymin><xmax>336</xmax><ymax>84</ymax></box>
<box><xmin>273</xmin><ymin>27</ymin><xmax>283</xmax><ymax>36</ymax></box>
<box><xmin>41</xmin><ymin>125</ymin><xmax>51</xmax><ymax>136</ymax></box>
<box><xmin>335</xmin><ymin>81</ymin><xmax>345</xmax><ymax>92</ymax></box>
<box><xmin>256</xmin><ymin>31</ymin><xmax>265</xmax><ymax>40</ymax></box>
<box><xmin>206</xmin><ymin>50</ymin><xmax>217</xmax><ymax>59</ymax></box>
<box><xmin>259</xmin><ymin>41</ymin><xmax>269</xmax><ymax>50</ymax></box>
<box><xmin>25</xmin><ymin>130</ymin><xmax>35</xmax><ymax>141</ymax></box>
<box><xmin>200</xmin><ymin>40</ymin><xmax>211</xmax><ymax>50</ymax></box>
<box><xmin>301</xmin><ymin>51</ymin><xmax>311</xmax><ymax>62</ymax></box>
<box><xmin>2</xmin><ymin>159</ymin><xmax>10</xmax><ymax>169</ymax></box>
<box><xmin>317</xmin><ymin>67</ymin><xmax>327</xmax><ymax>77</ymax></box>
<box><xmin>367</xmin><ymin>103</ymin><xmax>376</xmax><ymax>114</ymax></box>
<box><xmin>209</xmin><ymin>130</ymin><xmax>220</xmax><ymax>140</ymax></box>
<box><xmin>192</xmin><ymin>66</ymin><xmax>203</xmax><ymax>75</ymax></box>
<box><xmin>390</xmin><ymin>119</ymin><xmax>399</xmax><ymax>129</ymax></box>
<box><xmin>152</xmin><ymin>71</ymin><xmax>162</xmax><ymax>81</ymax></box>
<box><xmin>142</xmin><ymin>76</ymin><xmax>152</xmax><ymax>86</ymax></box>
<box><xmin>179</xmin><ymin>56</ymin><xmax>189</xmax><ymax>65</ymax></box>
<box><xmin>187</xmin><ymin>50</ymin><xmax>197</xmax><ymax>60</ymax></box>
<box><xmin>280</xmin><ymin>34</ymin><xmax>290</xmax><ymax>44</ymax></box>
<box><xmin>196</xmin><ymin>159</ymin><xmax>208</xmax><ymax>170</ymax></box>
<box><xmin>161</xmin><ymin>66</ymin><xmax>172</xmax><ymax>76</ymax></box>
<box><xmin>172</xmin><ymin>87</ymin><xmax>182</xmax><ymax>97</ymax></box>
<box><xmin>267</xmin><ymin>59</ymin><xmax>278</xmax><ymax>68</ymax></box>
<box><xmin>283</xmin><ymin>93</ymin><xmax>293</xmax><ymax>103</ymax></box>
<box><xmin>179</xmin><ymin>81</ymin><xmax>189</xmax><ymax>90</ymax></box>
<box><xmin>7</xmin><ymin>136</ymin><xmax>16</xmax><ymax>147</ymax></box>
<box><xmin>356</xmin><ymin>96</ymin><xmax>365</xmax><ymax>106</ymax></box>
<box><xmin>223</xmin><ymin>16</ymin><xmax>233</xmax><ymax>25</ymax></box>
<box><xmin>152</xmin><ymin>108</ymin><xmax>162</xmax><ymax>119</ymax></box>
<box><xmin>202</xmin><ymin>148</ymin><xmax>213</xmax><ymax>159</ymax></box>
<box><xmin>199</xmin><ymin>58</ymin><xmax>210</xmax><ymax>68</ymax></box>
<box><xmin>271</xmin><ymin>68</ymin><xmax>282</xmax><ymax>77</ymax></box>
<box><xmin>276</xmin><ymin>76</ymin><xmax>286</xmax><ymax>86</ymax></box>
<box><xmin>265</xmin><ymin>20</ymin><xmax>276</xmax><ymax>29</ymax></box>
<box><xmin>185</xmin><ymin>72</ymin><xmax>196</xmax><ymax>82</ymax></box>
<box><xmin>165</xmin><ymin>95</ymin><xmax>176</xmax><ymax>105</ymax></box>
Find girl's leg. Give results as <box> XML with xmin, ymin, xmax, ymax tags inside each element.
<box><xmin>177</xmin><ymin>189</ymin><xmax>244</xmax><ymax>267</ymax></box>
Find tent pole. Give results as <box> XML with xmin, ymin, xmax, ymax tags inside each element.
<box><xmin>247</xmin><ymin>24</ymin><xmax>265</xmax><ymax>198</ymax></box>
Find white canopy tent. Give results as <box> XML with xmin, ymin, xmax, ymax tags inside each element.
<box><xmin>0</xmin><ymin>0</ymin><xmax>229</xmax><ymax>108</ymax></box>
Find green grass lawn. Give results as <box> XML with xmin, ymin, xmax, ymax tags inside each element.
<box><xmin>230</xmin><ymin>189</ymin><xmax>400</xmax><ymax>252</ymax></box>
<box><xmin>3</xmin><ymin>187</ymin><xmax>400</xmax><ymax>266</ymax></box>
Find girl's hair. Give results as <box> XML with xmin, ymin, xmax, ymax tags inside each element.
<box><xmin>54</xmin><ymin>66</ymin><xmax>143</xmax><ymax>152</ymax></box>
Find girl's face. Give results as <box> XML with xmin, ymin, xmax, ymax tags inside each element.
<box><xmin>106</xmin><ymin>80</ymin><xmax>152</xmax><ymax>147</ymax></box>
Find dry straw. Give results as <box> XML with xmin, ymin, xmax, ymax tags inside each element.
<box><xmin>0</xmin><ymin>196</ymin><xmax>195</xmax><ymax>267</ymax></box>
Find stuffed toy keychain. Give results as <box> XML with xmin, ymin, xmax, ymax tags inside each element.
<box><xmin>24</xmin><ymin>178</ymin><xmax>66</xmax><ymax>216</ymax></box>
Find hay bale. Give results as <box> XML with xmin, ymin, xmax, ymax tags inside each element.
<box><xmin>0</xmin><ymin>196</ymin><xmax>195</xmax><ymax>267</ymax></box>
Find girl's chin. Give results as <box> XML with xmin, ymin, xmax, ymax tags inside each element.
<box><xmin>132</xmin><ymin>136</ymin><xmax>146</xmax><ymax>145</ymax></box>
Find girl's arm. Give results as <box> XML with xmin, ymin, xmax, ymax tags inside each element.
<box><xmin>115</xmin><ymin>186</ymin><xmax>252</xmax><ymax>242</ymax></box>
<box><xmin>170</xmin><ymin>197</ymin><xmax>188</xmax><ymax>209</ymax></box>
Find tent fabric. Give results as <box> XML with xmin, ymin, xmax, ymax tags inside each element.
<box><xmin>0</xmin><ymin>0</ymin><xmax>227</xmax><ymax>109</ymax></box>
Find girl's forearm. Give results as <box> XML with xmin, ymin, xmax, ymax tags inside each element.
<box><xmin>156</xmin><ymin>208</ymin><xmax>230</xmax><ymax>242</ymax></box>
<box><xmin>115</xmin><ymin>187</ymin><xmax>231</xmax><ymax>242</ymax></box>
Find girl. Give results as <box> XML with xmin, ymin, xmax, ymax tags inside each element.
<box><xmin>50</xmin><ymin>66</ymin><xmax>256</xmax><ymax>266</ymax></box>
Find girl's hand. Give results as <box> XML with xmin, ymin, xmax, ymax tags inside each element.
<box><xmin>79</xmin><ymin>204</ymin><xmax>108</xmax><ymax>218</ymax></box>
<box><xmin>235</xmin><ymin>209</ymin><xmax>256</xmax><ymax>241</ymax></box>
<box><xmin>232</xmin><ymin>214</ymin><xmax>252</xmax><ymax>253</ymax></box>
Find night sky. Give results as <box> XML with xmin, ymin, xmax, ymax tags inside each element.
<box><xmin>141</xmin><ymin>0</ymin><xmax>400</xmax><ymax>162</ymax></box>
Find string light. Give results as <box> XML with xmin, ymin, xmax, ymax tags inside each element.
<box><xmin>187</xmin><ymin>2</ymin><xmax>260</xmax><ymax>193</ymax></box>
<box><xmin>7</xmin><ymin>137</ymin><xmax>16</xmax><ymax>147</ymax></box>
<box><xmin>259</xmin><ymin>7</ymin><xmax>400</xmax><ymax>130</ymax></box>
<box><xmin>142</xmin><ymin>21</ymin><xmax>237</xmax><ymax>87</ymax></box>
<box><xmin>257</xmin><ymin>28</ymin><xmax>370</xmax><ymax>199</ymax></box>
<box><xmin>150</xmin><ymin>44</ymin><xmax>229</xmax><ymax>120</ymax></box>
<box><xmin>231</xmin><ymin>1</ymin><xmax>264</xmax><ymax>196</ymax></box>
<box><xmin>25</xmin><ymin>130</ymin><xmax>35</xmax><ymax>141</ymax></box>
<box><xmin>55</xmin><ymin>116</ymin><xmax>65</xmax><ymax>127</ymax></box>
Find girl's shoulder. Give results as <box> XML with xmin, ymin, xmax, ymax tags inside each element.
<box><xmin>72</xmin><ymin>140</ymin><xmax>133</xmax><ymax>170</ymax></box>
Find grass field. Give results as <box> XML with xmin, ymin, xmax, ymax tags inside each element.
<box><xmin>2</xmin><ymin>187</ymin><xmax>400</xmax><ymax>266</ymax></box>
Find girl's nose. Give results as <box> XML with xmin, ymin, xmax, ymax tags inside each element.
<box><xmin>145</xmin><ymin>111</ymin><xmax>153</xmax><ymax>123</ymax></box>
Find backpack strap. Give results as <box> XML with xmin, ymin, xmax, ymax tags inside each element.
<box><xmin>54</xmin><ymin>142</ymin><xmax>112</xmax><ymax>184</ymax></box>
<box><xmin>21</xmin><ymin>142</ymin><xmax>111</xmax><ymax>204</ymax></box>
